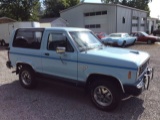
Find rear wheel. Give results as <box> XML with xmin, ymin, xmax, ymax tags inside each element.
<box><xmin>1</xmin><ymin>40</ymin><xmax>5</xmax><ymax>46</ymax></box>
<box><xmin>19</xmin><ymin>66</ymin><xmax>36</xmax><ymax>89</ymax></box>
<box><xmin>90</xmin><ymin>79</ymin><xmax>121</xmax><ymax>111</ymax></box>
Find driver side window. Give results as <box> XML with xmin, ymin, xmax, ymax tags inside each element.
<box><xmin>47</xmin><ymin>33</ymin><xmax>74</xmax><ymax>52</ymax></box>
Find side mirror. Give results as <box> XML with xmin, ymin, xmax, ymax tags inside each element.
<box><xmin>56</xmin><ymin>47</ymin><xmax>66</xmax><ymax>54</ymax></box>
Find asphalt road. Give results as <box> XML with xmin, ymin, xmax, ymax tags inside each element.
<box><xmin>0</xmin><ymin>43</ymin><xmax>160</xmax><ymax>120</ymax></box>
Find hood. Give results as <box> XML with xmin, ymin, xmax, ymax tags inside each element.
<box><xmin>81</xmin><ymin>46</ymin><xmax>150</xmax><ymax>69</ymax></box>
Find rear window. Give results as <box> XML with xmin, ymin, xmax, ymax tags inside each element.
<box><xmin>13</xmin><ymin>28</ymin><xmax>44</xmax><ymax>49</ymax></box>
<box><xmin>110</xmin><ymin>33</ymin><xmax>122</xmax><ymax>37</ymax></box>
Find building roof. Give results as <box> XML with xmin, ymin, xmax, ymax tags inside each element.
<box><xmin>39</xmin><ymin>17</ymin><xmax>58</xmax><ymax>23</ymax></box>
<box><xmin>0</xmin><ymin>17</ymin><xmax>17</xmax><ymax>23</ymax></box>
<box><xmin>39</xmin><ymin>17</ymin><xmax>69</xmax><ymax>24</ymax></box>
<box><xmin>60</xmin><ymin>3</ymin><xmax>148</xmax><ymax>13</ymax></box>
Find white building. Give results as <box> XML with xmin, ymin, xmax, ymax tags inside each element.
<box><xmin>147</xmin><ymin>17</ymin><xmax>159</xmax><ymax>34</ymax></box>
<box><xmin>39</xmin><ymin>17</ymin><xmax>68</xmax><ymax>27</ymax></box>
<box><xmin>60</xmin><ymin>3</ymin><xmax>148</xmax><ymax>34</ymax></box>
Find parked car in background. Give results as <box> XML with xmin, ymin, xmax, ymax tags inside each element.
<box><xmin>130</xmin><ymin>31</ymin><xmax>160</xmax><ymax>44</ymax></box>
<box><xmin>153</xmin><ymin>29</ymin><xmax>160</xmax><ymax>36</ymax></box>
<box><xmin>95</xmin><ymin>32</ymin><xmax>108</xmax><ymax>39</ymax></box>
<box><xmin>101</xmin><ymin>33</ymin><xmax>136</xmax><ymax>47</ymax></box>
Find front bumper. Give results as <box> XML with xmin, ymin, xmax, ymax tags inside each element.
<box><xmin>124</xmin><ymin>67</ymin><xmax>154</xmax><ymax>96</ymax></box>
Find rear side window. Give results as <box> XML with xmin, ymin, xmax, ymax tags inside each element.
<box><xmin>13</xmin><ymin>28</ymin><xmax>44</xmax><ymax>49</ymax></box>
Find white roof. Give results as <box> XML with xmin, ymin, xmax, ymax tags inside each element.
<box><xmin>44</xmin><ymin>27</ymin><xmax>90</xmax><ymax>32</ymax></box>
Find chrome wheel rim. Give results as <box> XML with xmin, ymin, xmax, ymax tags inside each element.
<box><xmin>93</xmin><ymin>86</ymin><xmax>113</xmax><ymax>107</ymax></box>
<box><xmin>21</xmin><ymin>70</ymin><xmax>32</xmax><ymax>86</ymax></box>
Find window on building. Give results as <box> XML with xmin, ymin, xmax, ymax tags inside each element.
<box><xmin>84</xmin><ymin>13</ymin><xmax>89</xmax><ymax>16</ymax></box>
<box><xmin>90</xmin><ymin>24</ymin><xmax>95</xmax><ymax>28</ymax></box>
<box><xmin>141</xmin><ymin>24</ymin><xmax>145</xmax><ymax>26</ymax></box>
<box><xmin>85</xmin><ymin>24</ymin><xmax>101</xmax><ymax>29</ymax></box>
<box><xmin>132</xmin><ymin>23</ymin><xmax>138</xmax><ymax>27</ymax></box>
<box><xmin>84</xmin><ymin>10</ymin><xmax>107</xmax><ymax>17</ymax></box>
<box><xmin>156</xmin><ymin>20</ymin><xmax>159</xmax><ymax>24</ymax></box>
<box><xmin>102</xmin><ymin>11</ymin><xmax>107</xmax><ymax>15</ymax></box>
<box><xmin>96</xmin><ymin>24</ymin><xmax>100</xmax><ymax>28</ymax></box>
<box><xmin>96</xmin><ymin>11</ymin><xmax>101</xmax><ymax>15</ymax></box>
<box><xmin>122</xmin><ymin>17</ymin><xmax>125</xmax><ymax>24</ymax></box>
<box><xmin>132</xmin><ymin>16</ymin><xmax>139</xmax><ymax>20</ymax></box>
<box><xmin>142</xmin><ymin>18</ymin><xmax>146</xmax><ymax>21</ymax></box>
<box><xmin>90</xmin><ymin>12</ymin><xmax>95</xmax><ymax>16</ymax></box>
<box><xmin>85</xmin><ymin>25</ymin><xmax>89</xmax><ymax>28</ymax></box>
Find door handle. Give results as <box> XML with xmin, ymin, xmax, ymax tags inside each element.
<box><xmin>44</xmin><ymin>53</ymin><xmax>49</xmax><ymax>56</ymax></box>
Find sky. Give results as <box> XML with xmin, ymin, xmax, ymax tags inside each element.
<box><xmin>84</xmin><ymin>0</ymin><xmax>160</xmax><ymax>19</ymax></box>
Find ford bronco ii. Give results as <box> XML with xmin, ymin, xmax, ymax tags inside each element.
<box><xmin>6</xmin><ymin>27</ymin><xmax>153</xmax><ymax>111</ymax></box>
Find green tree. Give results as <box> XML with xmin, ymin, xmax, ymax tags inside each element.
<box><xmin>0</xmin><ymin>0</ymin><xmax>41</xmax><ymax>21</ymax></box>
<box><xmin>101</xmin><ymin>0</ymin><xmax>151</xmax><ymax>15</ymax></box>
<box><xmin>43</xmin><ymin>0</ymin><xmax>80</xmax><ymax>18</ymax></box>
<box><xmin>121</xmin><ymin>0</ymin><xmax>150</xmax><ymax>16</ymax></box>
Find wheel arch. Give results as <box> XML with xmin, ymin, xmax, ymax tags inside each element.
<box><xmin>16</xmin><ymin>62</ymin><xmax>34</xmax><ymax>74</ymax></box>
<box><xmin>86</xmin><ymin>74</ymin><xmax>125</xmax><ymax>93</ymax></box>
<box><xmin>118</xmin><ymin>40</ymin><xmax>126</xmax><ymax>46</ymax></box>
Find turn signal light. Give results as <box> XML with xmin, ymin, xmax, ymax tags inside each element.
<box><xmin>128</xmin><ymin>71</ymin><xmax>131</xmax><ymax>79</ymax></box>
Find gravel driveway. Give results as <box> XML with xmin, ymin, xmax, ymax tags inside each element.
<box><xmin>0</xmin><ymin>43</ymin><xmax>160</xmax><ymax>120</ymax></box>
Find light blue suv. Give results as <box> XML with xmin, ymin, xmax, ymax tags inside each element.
<box><xmin>6</xmin><ymin>27</ymin><xmax>154</xmax><ymax>111</ymax></box>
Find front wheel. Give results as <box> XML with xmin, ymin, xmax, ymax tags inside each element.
<box><xmin>132</xmin><ymin>40</ymin><xmax>136</xmax><ymax>45</ymax></box>
<box><xmin>19</xmin><ymin>66</ymin><xmax>36</xmax><ymax>89</ymax></box>
<box><xmin>90</xmin><ymin>80</ymin><xmax>121</xmax><ymax>111</ymax></box>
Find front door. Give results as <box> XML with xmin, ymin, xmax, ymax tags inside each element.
<box><xmin>41</xmin><ymin>30</ymin><xmax>78</xmax><ymax>81</ymax></box>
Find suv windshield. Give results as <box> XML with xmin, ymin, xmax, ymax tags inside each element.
<box><xmin>69</xmin><ymin>31</ymin><xmax>102</xmax><ymax>52</ymax></box>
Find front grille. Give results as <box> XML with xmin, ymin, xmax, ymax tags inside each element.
<box><xmin>138</xmin><ymin>59</ymin><xmax>149</xmax><ymax>76</ymax></box>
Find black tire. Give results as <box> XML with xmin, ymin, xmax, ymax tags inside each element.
<box><xmin>121</xmin><ymin>41</ymin><xmax>126</xmax><ymax>47</ymax></box>
<box><xmin>19</xmin><ymin>66</ymin><xmax>36</xmax><ymax>89</ymax></box>
<box><xmin>132</xmin><ymin>40</ymin><xmax>136</xmax><ymax>45</ymax></box>
<box><xmin>147</xmin><ymin>40</ymin><xmax>152</xmax><ymax>44</ymax></box>
<box><xmin>90</xmin><ymin>79</ymin><xmax>121</xmax><ymax>111</ymax></box>
<box><xmin>1</xmin><ymin>40</ymin><xmax>5</xmax><ymax>46</ymax></box>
